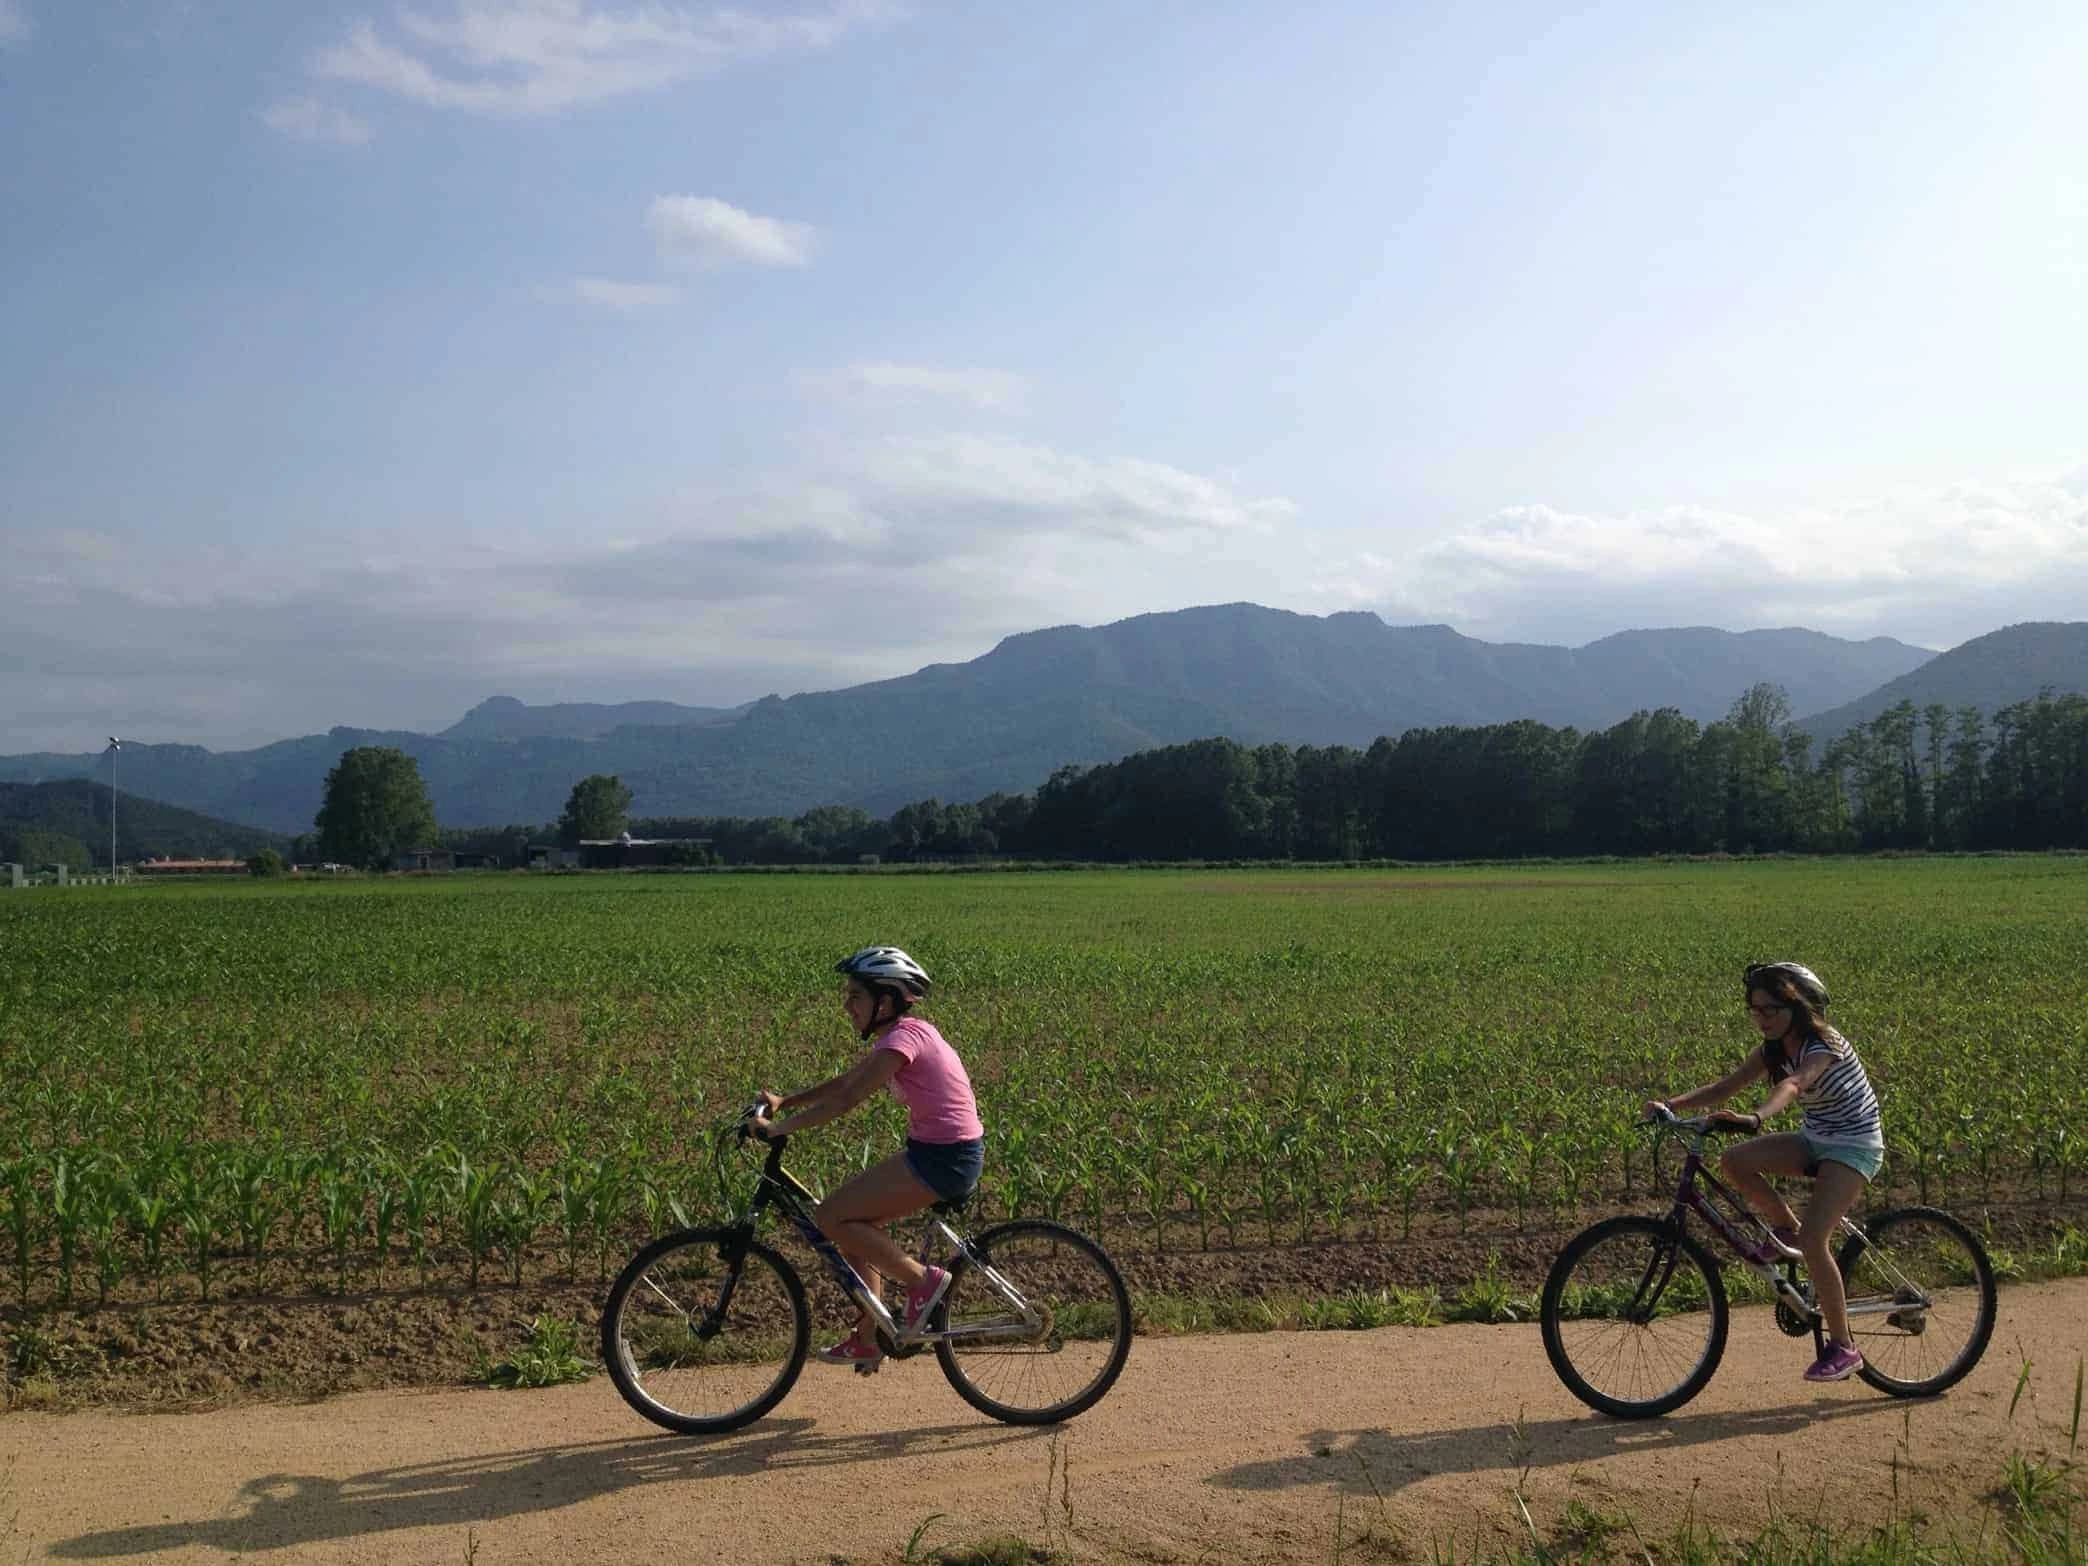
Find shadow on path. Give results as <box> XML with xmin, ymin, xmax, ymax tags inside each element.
<box><xmin>1211</xmin><ymin>1399</ymin><xmax>1881</xmax><ymax>1501</ymax></box>
<box><xmin>52</xmin><ymin>1418</ymin><xmax>1046</xmax><ymax>1558</ymax></box>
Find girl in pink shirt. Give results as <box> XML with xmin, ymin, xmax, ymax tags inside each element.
<box><xmin>754</xmin><ymin>946</ymin><xmax>985</xmax><ymax>1367</ymax></box>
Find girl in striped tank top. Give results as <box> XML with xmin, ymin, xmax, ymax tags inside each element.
<box><xmin>1645</xmin><ymin>961</ymin><xmax>1883</xmax><ymax>1384</ymax></box>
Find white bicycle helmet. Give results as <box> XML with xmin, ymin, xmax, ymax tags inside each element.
<box><xmin>1744</xmin><ymin>960</ymin><xmax>1828</xmax><ymax>1010</ymax></box>
<box><xmin>835</xmin><ymin>945</ymin><xmax>932</xmax><ymax>997</ymax></box>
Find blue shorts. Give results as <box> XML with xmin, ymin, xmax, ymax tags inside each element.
<box><xmin>1802</xmin><ymin>1132</ymin><xmax>1884</xmax><ymax>1181</ymax></box>
<box><xmin>906</xmin><ymin>1137</ymin><xmax>984</xmax><ymax>1203</ymax></box>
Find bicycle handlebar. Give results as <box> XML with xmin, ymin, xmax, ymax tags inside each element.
<box><xmin>1643</xmin><ymin>1103</ymin><xmax>1755</xmax><ymax>1138</ymax></box>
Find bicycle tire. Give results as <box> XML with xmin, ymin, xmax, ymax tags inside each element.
<box><xmin>1838</xmin><ymin>1206</ymin><xmax>1996</xmax><ymax>1399</ymax></box>
<box><xmin>1540</xmin><ymin>1215</ymin><xmax>1729</xmax><ymax>1418</ymax></box>
<box><xmin>601</xmin><ymin>1226</ymin><xmax>810</xmax><ymax>1434</ymax></box>
<box><xmin>933</xmin><ymin>1219</ymin><xmax>1132</xmax><ymax>1425</ymax></box>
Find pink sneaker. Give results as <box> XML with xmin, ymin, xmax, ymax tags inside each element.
<box><xmin>902</xmin><ymin>1265</ymin><xmax>951</xmax><ymax>1335</ymax></box>
<box><xmin>1804</xmin><ymin>1341</ymin><xmax>1864</xmax><ymax>1382</ymax></box>
<box><xmin>813</xmin><ymin>1330</ymin><xmax>883</xmax><ymax>1367</ymax></box>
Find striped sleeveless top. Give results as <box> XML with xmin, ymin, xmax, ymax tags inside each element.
<box><xmin>1763</xmin><ymin>1029</ymin><xmax>1883</xmax><ymax>1148</ymax></box>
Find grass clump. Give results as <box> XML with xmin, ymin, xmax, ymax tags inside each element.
<box><xmin>479</xmin><ymin>1314</ymin><xmax>592</xmax><ymax>1390</ymax></box>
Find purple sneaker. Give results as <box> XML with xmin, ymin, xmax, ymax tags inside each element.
<box><xmin>1804</xmin><ymin>1341</ymin><xmax>1864</xmax><ymax>1382</ymax></box>
<box><xmin>1740</xmin><ymin>1226</ymin><xmax>1802</xmax><ymax>1265</ymax></box>
<box><xmin>902</xmin><ymin>1264</ymin><xmax>951</xmax><ymax>1335</ymax></box>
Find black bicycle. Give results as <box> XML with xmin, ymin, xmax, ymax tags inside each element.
<box><xmin>1540</xmin><ymin>1106</ymin><xmax>1996</xmax><ymax>1418</ymax></box>
<box><xmin>601</xmin><ymin>1104</ymin><xmax>1133</xmax><ymax>1433</ymax></box>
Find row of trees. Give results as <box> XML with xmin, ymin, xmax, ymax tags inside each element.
<box><xmin>303</xmin><ymin>752</ymin><xmax>635</xmax><ymax>870</ymax></box>
<box><xmin>310</xmin><ymin>687</ymin><xmax>2088</xmax><ymax>870</ymax></box>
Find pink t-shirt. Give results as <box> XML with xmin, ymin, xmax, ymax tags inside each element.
<box><xmin>874</xmin><ymin>1016</ymin><xmax>984</xmax><ymax>1143</ymax></box>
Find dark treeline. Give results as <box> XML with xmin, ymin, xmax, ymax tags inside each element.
<box><xmin>437</xmin><ymin>686</ymin><xmax>2088</xmax><ymax>866</ymax></box>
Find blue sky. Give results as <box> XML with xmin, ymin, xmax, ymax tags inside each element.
<box><xmin>4</xmin><ymin>0</ymin><xmax>2085</xmax><ymax>752</ymax></box>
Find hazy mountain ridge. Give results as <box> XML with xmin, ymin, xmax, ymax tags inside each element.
<box><xmin>1</xmin><ymin>780</ymin><xmax>288</xmax><ymax>865</ymax></box>
<box><xmin>1796</xmin><ymin>622</ymin><xmax>2088</xmax><ymax>741</ymax></box>
<box><xmin>443</xmin><ymin>695</ymin><xmax>745</xmax><ymax>742</ymax></box>
<box><xmin>0</xmin><ymin>605</ymin><xmax>1945</xmax><ymax>831</ymax></box>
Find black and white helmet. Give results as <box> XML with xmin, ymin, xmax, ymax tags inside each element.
<box><xmin>1744</xmin><ymin>960</ymin><xmax>1828</xmax><ymax>1010</ymax></box>
<box><xmin>835</xmin><ymin>945</ymin><xmax>931</xmax><ymax>997</ymax></box>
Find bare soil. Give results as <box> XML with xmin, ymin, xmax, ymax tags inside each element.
<box><xmin>4</xmin><ymin>1279</ymin><xmax>2084</xmax><ymax>1564</ymax></box>
<box><xmin>2</xmin><ymin>1200</ymin><xmax>2078</xmax><ymax>1413</ymax></box>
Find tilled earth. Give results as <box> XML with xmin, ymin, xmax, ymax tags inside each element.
<box><xmin>1</xmin><ymin>1199</ymin><xmax>2077</xmax><ymax>1412</ymax></box>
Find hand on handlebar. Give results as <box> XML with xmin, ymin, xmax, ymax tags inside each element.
<box><xmin>1706</xmin><ymin>1107</ymin><xmax>1763</xmax><ymax>1133</ymax></box>
<box><xmin>741</xmin><ymin>1096</ymin><xmax>781</xmax><ymax>1141</ymax></box>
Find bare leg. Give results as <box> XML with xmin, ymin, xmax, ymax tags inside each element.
<box><xmin>1800</xmin><ymin>1161</ymin><xmax>1869</xmax><ymax>1347</ymax></box>
<box><xmin>1719</xmin><ymin>1133</ymin><xmax>1809</xmax><ymax>1231</ymax></box>
<box><xmin>815</xmin><ymin>1151</ymin><xmax>938</xmax><ymax>1334</ymax></box>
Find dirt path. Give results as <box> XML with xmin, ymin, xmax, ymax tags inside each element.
<box><xmin>5</xmin><ymin>1279</ymin><xmax>2084</xmax><ymax>1565</ymax></box>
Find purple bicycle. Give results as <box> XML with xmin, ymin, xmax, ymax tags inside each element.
<box><xmin>1539</xmin><ymin>1106</ymin><xmax>1996</xmax><ymax>1417</ymax></box>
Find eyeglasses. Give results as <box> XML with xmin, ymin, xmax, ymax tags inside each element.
<box><xmin>1746</xmin><ymin>1002</ymin><xmax>1790</xmax><ymax>1018</ymax></box>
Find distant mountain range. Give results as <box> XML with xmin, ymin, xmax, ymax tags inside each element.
<box><xmin>1795</xmin><ymin>622</ymin><xmax>2088</xmax><ymax>742</ymax></box>
<box><xmin>16</xmin><ymin>603</ymin><xmax>2067</xmax><ymax>835</ymax></box>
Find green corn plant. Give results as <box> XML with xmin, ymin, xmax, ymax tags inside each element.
<box><xmin>553</xmin><ymin>1157</ymin><xmax>593</xmax><ymax>1281</ymax></box>
<box><xmin>367</xmin><ymin>1157</ymin><xmax>401</xmax><ymax>1285</ymax></box>
<box><xmin>225</xmin><ymin>1146</ymin><xmax>284</xmax><ymax>1279</ymax></box>
<box><xmin>127</xmin><ymin>1170</ymin><xmax>176</xmax><ymax>1302</ymax></box>
<box><xmin>396</xmin><ymin>1150</ymin><xmax>443</xmax><ymax>1286</ymax></box>
<box><xmin>584</xmin><ymin>1156</ymin><xmax>633</xmax><ymax>1280</ymax></box>
<box><xmin>1</xmin><ymin>1155</ymin><xmax>39</xmax><ymax>1305</ymax></box>
<box><xmin>80</xmin><ymin>1158</ymin><xmax>126</xmax><ymax>1307</ymax></box>
<box><xmin>174</xmin><ymin>1156</ymin><xmax>224</xmax><ymax>1303</ymax></box>
<box><xmin>48</xmin><ymin>1150</ymin><xmax>84</xmax><ymax>1305</ymax></box>
<box><xmin>317</xmin><ymin>1165</ymin><xmax>365</xmax><ymax>1293</ymax></box>
<box><xmin>495</xmin><ymin>1167</ymin><xmax>553</xmax><ymax>1287</ymax></box>
<box><xmin>452</xmin><ymin>1151</ymin><xmax>501</xmax><ymax>1291</ymax></box>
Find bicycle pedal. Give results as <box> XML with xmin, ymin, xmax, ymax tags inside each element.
<box><xmin>853</xmin><ymin>1359</ymin><xmax>882</xmax><ymax>1376</ymax></box>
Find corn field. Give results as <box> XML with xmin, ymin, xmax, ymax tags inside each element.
<box><xmin>2</xmin><ymin>859</ymin><xmax>2084</xmax><ymax>1310</ymax></box>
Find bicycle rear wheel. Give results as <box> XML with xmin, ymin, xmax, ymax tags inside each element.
<box><xmin>1540</xmin><ymin>1215</ymin><xmax>1728</xmax><ymax>1418</ymax></box>
<box><xmin>1838</xmin><ymin>1206</ymin><xmax>1995</xmax><ymax>1398</ymax></box>
<box><xmin>933</xmin><ymin>1220</ymin><xmax>1132</xmax><ymax>1424</ymax></box>
<box><xmin>601</xmin><ymin>1226</ymin><xmax>810</xmax><ymax>1433</ymax></box>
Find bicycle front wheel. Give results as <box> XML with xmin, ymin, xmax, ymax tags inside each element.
<box><xmin>601</xmin><ymin>1227</ymin><xmax>810</xmax><ymax>1434</ymax></box>
<box><xmin>933</xmin><ymin>1220</ymin><xmax>1132</xmax><ymax>1425</ymax></box>
<box><xmin>1838</xmin><ymin>1206</ymin><xmax>1996</xmax><ymax>1398</ymax></box>
<box><xmin>1540</xmin><ymin>1215</ymin><xmax>1729</xmax><ymax>1418</ymax></box>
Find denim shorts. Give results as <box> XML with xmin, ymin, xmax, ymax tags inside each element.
<box><xmin>906</xmin><ymin>1137</ymin><xmax>984</xmax><ymax>1202</ymax></box>
<box><xmin>1802</xmin><ymin>1132</ymin><xmax>1884</xmax><ymax>1181</ymax></box>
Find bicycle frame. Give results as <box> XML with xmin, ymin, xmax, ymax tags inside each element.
<box><xmin>722</xmin><ymin>1133</ymin><xmax>1041</xmax><ymax>1349</ymax></box>
<box><xmin>1656</xmin><ymin>1123</ymin><xmax>1921</xmax><ymax>1325</ymax></box>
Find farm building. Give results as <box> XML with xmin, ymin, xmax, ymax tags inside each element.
<box><xmin>529</xmin><ymin>833</ymin><xmax>709</xmax><ymax>869</ymax></box>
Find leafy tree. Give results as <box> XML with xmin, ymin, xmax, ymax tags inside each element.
<box><xmin>314</xmin><ymin>747</ymin><xmax>439</xmax><ymax>870</ymax></box>
<box><xmin>10</xmin><ymin>829</ymin><xmax>90</xmax><ymax>872</ymax></box>
<box><xmin>247</xmin><ymin>849</ymin><xmax>286</xmax><ymax>878</ymax></box>
<box><xmin>558</xmin><ymin>775</ymin><xmax>634</xmax><ymax>845</ymax></box>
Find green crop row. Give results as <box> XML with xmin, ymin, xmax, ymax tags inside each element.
<box><xmin>2</xmin><ymin>858</ymin><xmax>2083</xmax><ymax>1307</ymax></box>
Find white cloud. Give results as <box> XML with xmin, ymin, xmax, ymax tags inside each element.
<box><xmin>311</xmin><ymin>0</ymin><xmax>892</xmax><ymax>117</ymax></box>
<box><xmin>1323</xmin><ymin>472</ymin><xmax>2088</xmax><ymax>649</ymax></box>
<box><xmin>259</xmin><ymin>95</ymin><xmax>376</xmax><ymax>146</ymax></box>
<box><xmin>648</xmin><ymin>195</ymin><xmax>813</xmax><ymax>269</ymax></box>
<box><xmin>806</xmin><ymin>362</ymin><xmax>1030</xmax><ymax>413</ymax></box>
<box><xmin>0</xmin><ymin>0</ymin><xmax>30</xmax><ymax>46</ymax></box>
<box><xmin>569</xmin><ymin>277</ymin><xmax>680</xmax><ymax>312</ymax></box>
<box><xmin>853</xmin><ymin>434</ymin><xmax>1297</xmax><ymax>543</ymax></box>
<box><xmin>0</xmin><ymin>439</ymin><xmax>1296</xmax><ymax>749</ymax></box>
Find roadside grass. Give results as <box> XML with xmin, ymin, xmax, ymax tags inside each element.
<box><xmin>874</xmin><ymin>1453</ymin><xmax>2085</xmax><ymax>1565</ymax></box>
<box><xmin>476</xmin><ymin>1313</ymin><xmax>591</xmax><ymax>1390</ymax></box>
<box><xmin>1127</xmin><ymin>1226</ymin><xmax>2088</xmax><ymax>1342</ymax></box>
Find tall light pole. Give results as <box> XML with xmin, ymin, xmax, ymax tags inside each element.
<box><xmin>105</xmin><ymin>737</ymin><xmax>121</xmax><ymax>875</ymax></box>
